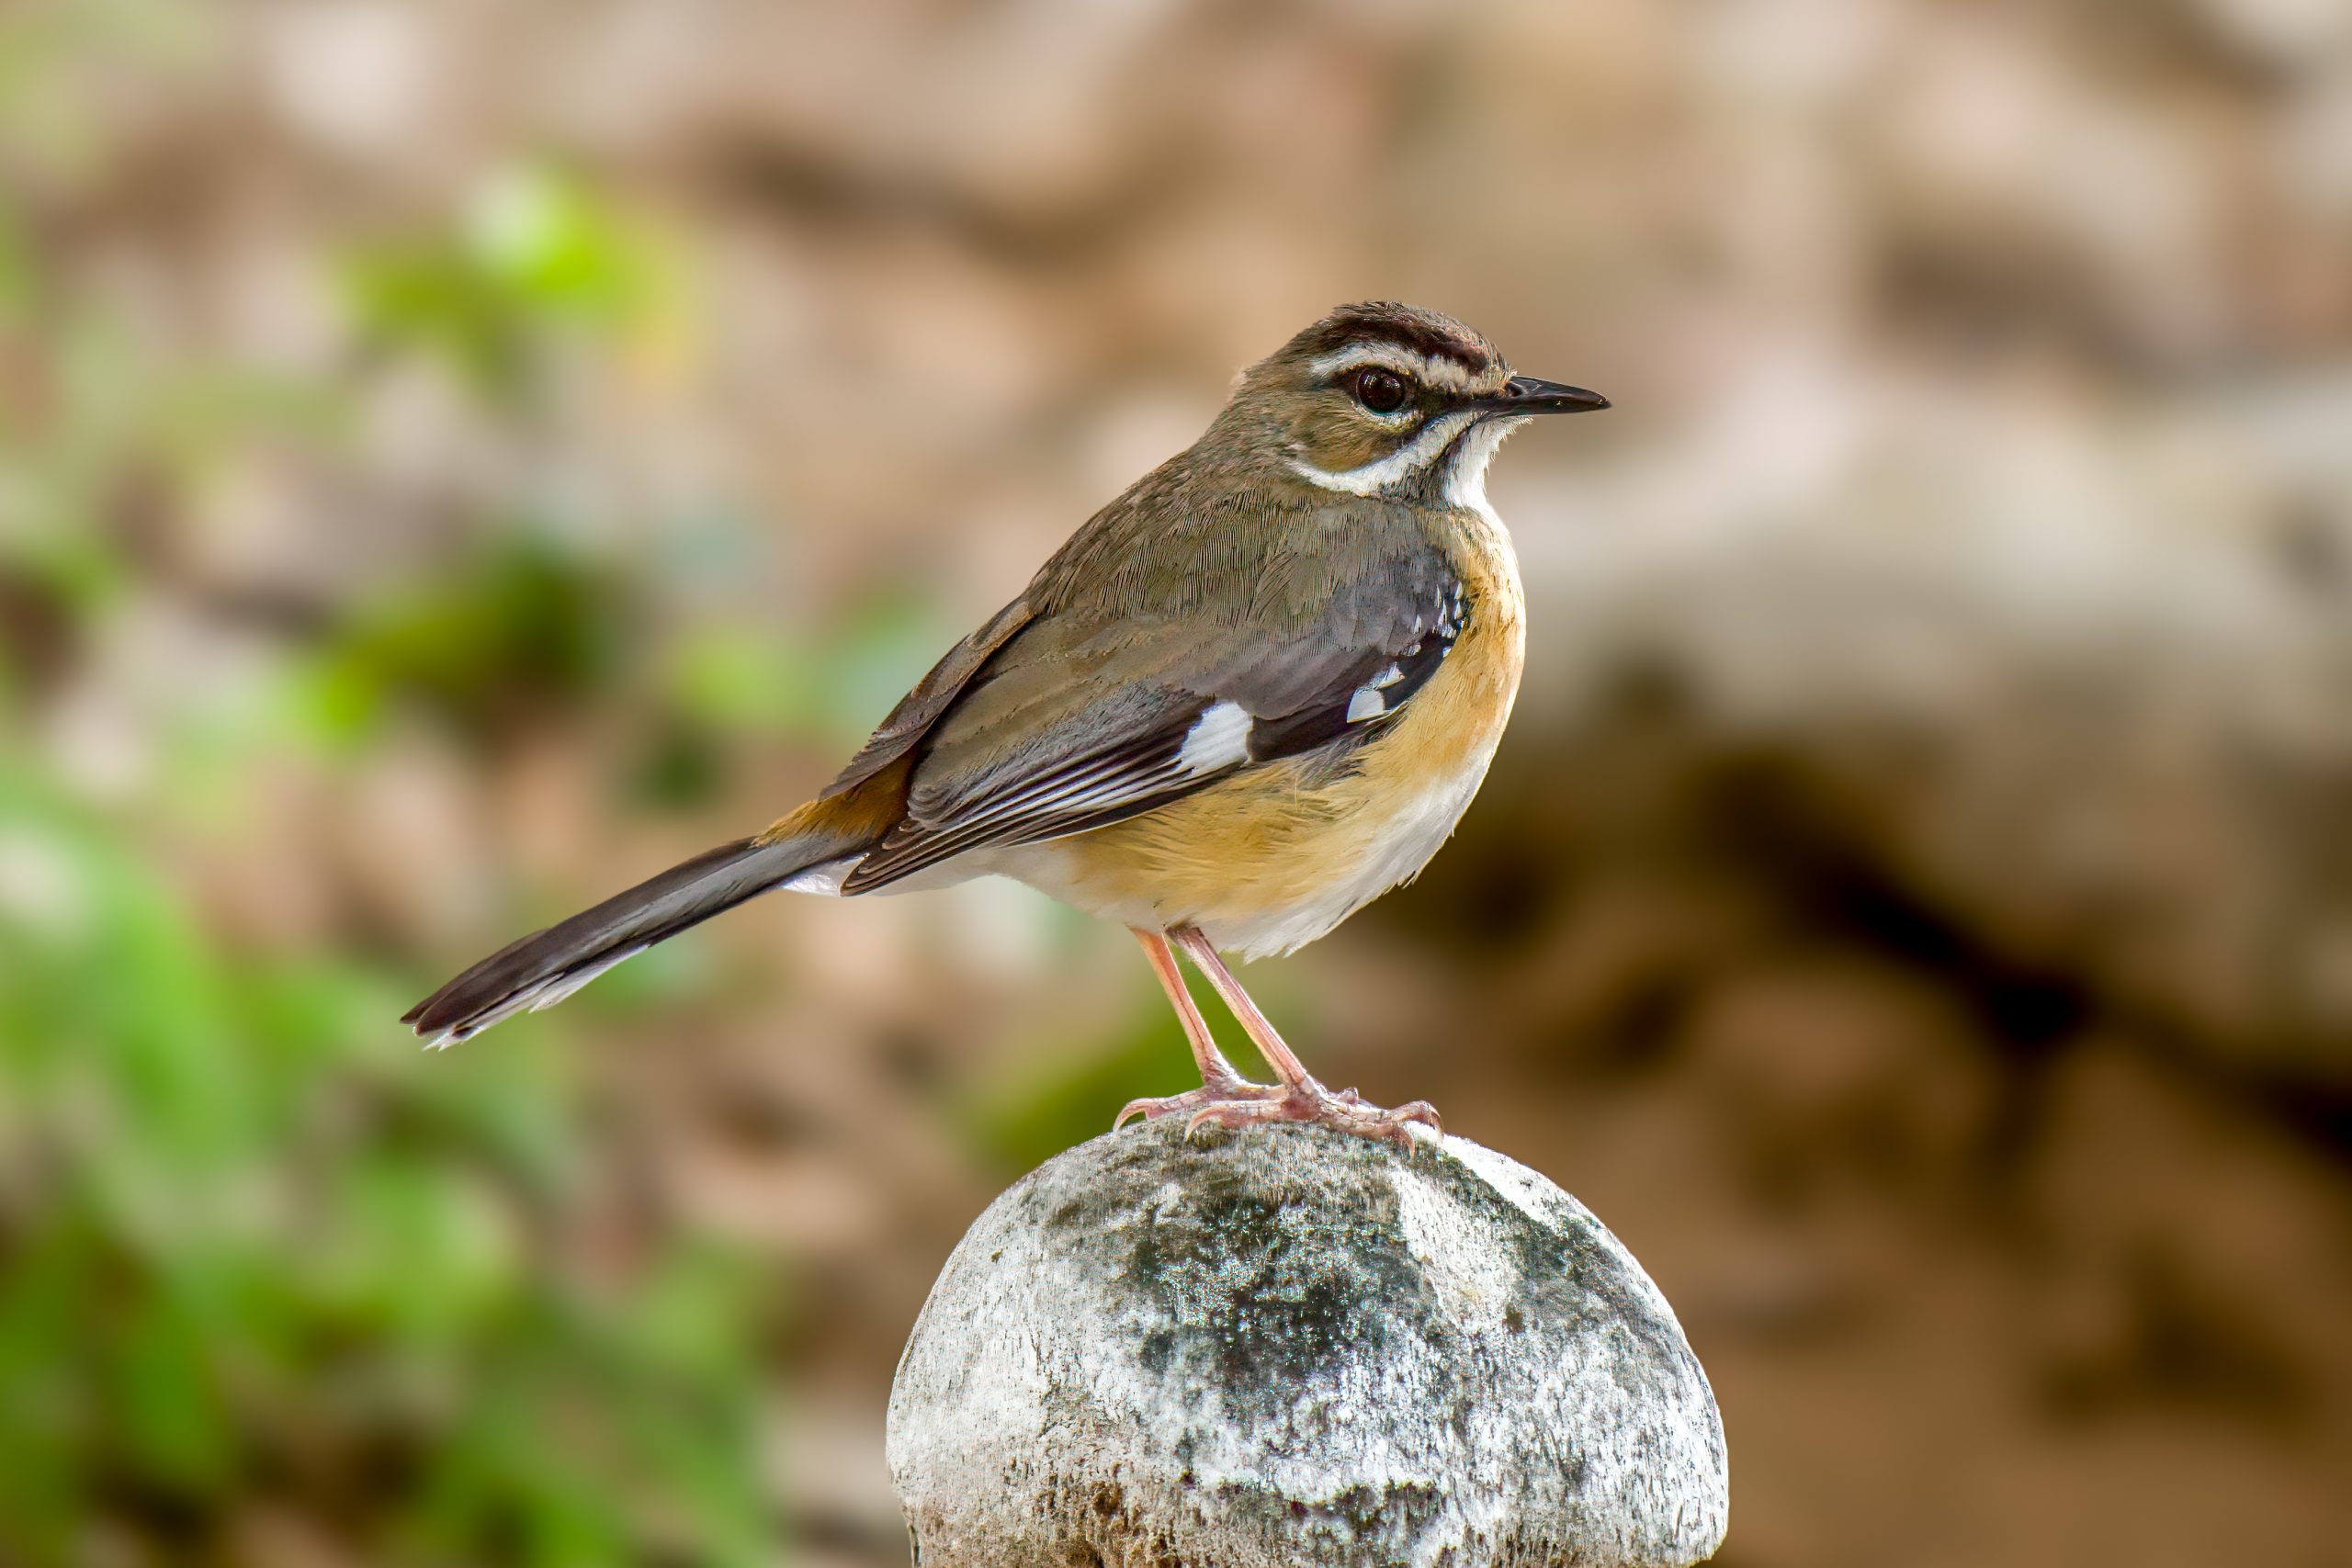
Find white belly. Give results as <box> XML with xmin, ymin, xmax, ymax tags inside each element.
<box><xmin>1192</xmin><ymin>746</ymin><xmax>1498</xmax><ymax>957</ymax></box>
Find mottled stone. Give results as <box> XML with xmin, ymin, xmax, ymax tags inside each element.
<box><xmin>888</xmin><ymin>1120</ymin><xmax>1727</xmax><ymax>1568</ymax></box>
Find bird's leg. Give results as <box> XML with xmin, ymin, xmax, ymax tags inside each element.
<box><xmin>1167</xmin><ymin>926</ymin><xmax>1441</xmax><ymax>1150</ymax></box>
<box><xmin>1113</xmin><ymin>928</ymin><xmax>1282</xmax><ymax>1129</ymax></box>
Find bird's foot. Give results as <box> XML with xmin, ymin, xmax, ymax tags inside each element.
<box><xmin>1113</xmin><ymin>1075</ymin><xmax>1283</xmax><ymax>1132</ymax></box>
<box><xmin>1180</xmin><ymin>1079</ymin><xmax>1442</xmax><ymax>1152</ymax></box>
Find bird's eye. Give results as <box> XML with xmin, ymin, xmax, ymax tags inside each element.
<box><xmin>1348</xmin><ymin>367</ymin><xmax>1410</xmax><ymax>415</ymax></box>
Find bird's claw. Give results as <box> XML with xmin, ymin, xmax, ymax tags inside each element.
<box><xmin>1114</xmin><ymin>1077</ymin><xmax>1282</xmax><ymax>1134</ymax></box>
<box><xmin>1157</xmin><ymin>1080</ymin><xmax>1442</xmax><ymax>1152</ymax></box>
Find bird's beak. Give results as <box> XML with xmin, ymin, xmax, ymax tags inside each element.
<box><xmin>1480</xmin><ymin>375</ymin><xmax>1610</xmax><ymax>415</ymax></box>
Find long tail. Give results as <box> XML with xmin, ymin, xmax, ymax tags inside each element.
<box><xmin>401</xmin><ymin>802</ymin><xmax>882</xmax><ymax>1049</ymax></box>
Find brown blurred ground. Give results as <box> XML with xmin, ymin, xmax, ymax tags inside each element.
<box><xmin>5</xmin><ymin>1</ymin><xmax>2352</xmax><ymax>1565</ymax></box>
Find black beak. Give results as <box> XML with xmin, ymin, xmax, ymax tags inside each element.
<box><xmin>1480</xmin><ymin>375</ymin><xmax>1610</xmax><ymax>415</ymax></box>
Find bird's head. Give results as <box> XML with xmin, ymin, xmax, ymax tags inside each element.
<box><xmin>1213</xmin><ymin>301</ymin><xmax>1607</xmax><ymax>510</ymax></box>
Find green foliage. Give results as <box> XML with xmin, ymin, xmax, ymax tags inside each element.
<box><xmin>966</xmin><ymin>980</ymin><xmax>1283</xmax><ymax>1178</ymax></box>
<box><xmin>311</xmin><ymin>534</ymin><xmax>632</xmax><ymax>745</ymax></box>
<box><xmin>0</xmin><ymin>773</ymin><xmax>774</xmax><ymax>1567</ymax></box>
<box><xmin>663</xmin><ymin>589</ymin><xmax>957</xmax><ymax>752</ymax></box>
<box><xmin>343</xmin><ymin>164</ymin><xmax>687</xmax><ymax>405</ymax></box>
<box><xmin>0</xmin><ymin>19</ymin><xmax>777</xmax><ymax>1558</ymax></box>
<box><xmin>0</xmin><ymin>2</ymin><xmax>207</xmax><ymax>176</ymax></box>
<box><xmin>966</xmin><ymin>1014</ymin><xmax>1192</xmax><ymax>1178</ymax></box>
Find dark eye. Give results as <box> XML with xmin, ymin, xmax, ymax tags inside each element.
<box><xmin>1349</xmin><ymin>367</ymin><xmax>1410</xmax><ymax>414</ymax></box>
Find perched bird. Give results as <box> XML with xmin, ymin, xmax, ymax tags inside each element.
<box><xmin>403</xmin><ymin>302</ymin><xmax>1607</xmax><ymax>1143</ymax></box>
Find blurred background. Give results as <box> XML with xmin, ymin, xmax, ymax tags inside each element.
<box><xmin>4</xmin><ymin>0</ymin><xmax>2350</xmax><ymax>1564</ymax></box>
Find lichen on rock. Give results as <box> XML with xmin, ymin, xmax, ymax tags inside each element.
<box><xmin>888</xmin><ymin>1120</ymin><xmax>1727</xmax><ymax>1568</ymax></box>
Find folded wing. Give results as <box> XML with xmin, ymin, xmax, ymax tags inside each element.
<box><xmin>842</xmin><ymin>551</ymin><xmax>1469</xmax><ymax>891</ymax></box>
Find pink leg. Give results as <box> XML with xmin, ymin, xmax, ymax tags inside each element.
<box><xmin>1113</xmin><ymin>929</ymin><xmax>1281</xmax><ymax>1130</ymax></box>
<box><xmin>1164</xmin><ymin>926</ymin><xmax>1441</xmax><ymax>1150</ymax></box>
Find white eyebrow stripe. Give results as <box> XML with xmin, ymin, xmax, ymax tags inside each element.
<box><xmin>1290</xmin><ymin>410</ymin><xmax>1479</xmax><ymax>496</ymax></box>
<box><xmin>1306</xmin><ymin>343</ymin><xmax>1484</xmax><ymax>393</ymax></box>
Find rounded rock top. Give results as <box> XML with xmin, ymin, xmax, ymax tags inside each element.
<box><xmin>888</xmin><ymin>1120</ymin><xmax>1728</xmax><ymax>1568</ymax></box>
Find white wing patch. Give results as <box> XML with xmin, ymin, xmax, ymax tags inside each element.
<box><xmin>1435</xmin><ymin>581</ymin><xmax>1468</xmax><ymax>639</ymax></box>
<box><xmin>1344</xmin><ymin>660</ymin><xmax>1412</xmax><ymax>724</ymax></box>
<box><xmin>777</xmin><ymin>855</ymin><xmax>855</xmax><ymax>896</ymax></box>
<box><xmin>1177</xmin><ymin>699</ymin><xmax>1253</xmax><ymax>773</ymax></box>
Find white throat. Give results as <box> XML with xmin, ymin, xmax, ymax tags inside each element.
<box><xmin>1441</xmin><ymin>413</ymin><xmax>1526</xmax><ymax>519</ymax></box>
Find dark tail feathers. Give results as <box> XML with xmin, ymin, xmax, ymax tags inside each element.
<box><xmin>401</xmin><ymin>820</ymin><xmax>865</xmax><ymax>1048</ymax></box>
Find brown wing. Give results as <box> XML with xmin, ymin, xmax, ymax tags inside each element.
<box><xmin>817</xmin><ymin>595</ymin><xmax>1036</xmax><ymax>799</ymax></box>
<box><xmin>838</xmin><ymin>539</ymin><xmax>1468</xmax><ymax>892</ymax></box>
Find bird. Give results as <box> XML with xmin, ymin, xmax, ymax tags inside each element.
<box><xmin>402</xmin><ymin>301</ymin><xmax>1608</xmax><ymax>1145</ymax></box>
